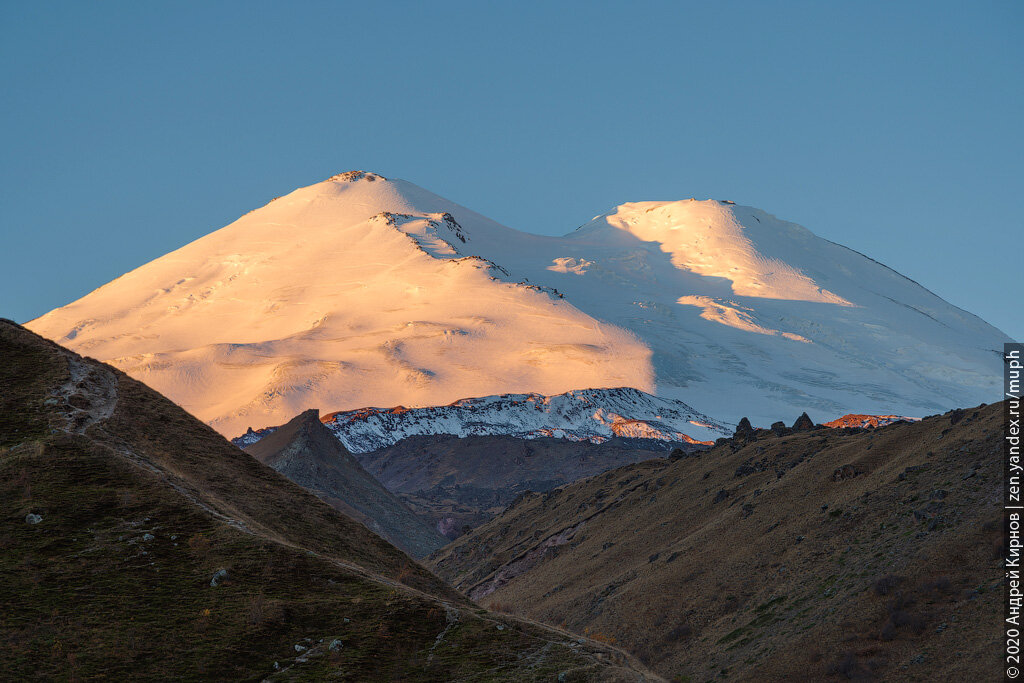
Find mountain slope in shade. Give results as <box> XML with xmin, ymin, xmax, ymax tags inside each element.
<box><xmin>430</xmin><ymin>403</ymin><xmax>1002</xmax><ymax>681</ymax></box>
<box><xmin>243</xmin><ymin>408</ymin><xmax>446</xmax><ymax>558</ymax></box>
<box><xmin>353</xmin><ymin>433</ymin><xmax>706</xmax><ymax>539</ymax></box>
<box><xmin>0</xmin><ymin>320</ymin><xmax>656</xmax><ymax>681</ymax></box>
<box><xmin>27</xmin><ymin>171</ymin><xmax>1010</xmax><ymax>433</ymax></box>
<box><xmin>317</xmin><ymin>387</ymin><xmax>730</xmax><ymax>454</ymax></box>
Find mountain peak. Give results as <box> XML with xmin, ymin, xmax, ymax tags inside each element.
<box><xmin>26</xmin><ymin>174</ymin><xmax>1007</xmax><ymax>435</ymax></box>
<box><xmin>575</xmin><ymin>198</ymin><xmax>851</xmax><ymax>305</ymax></box>
<box><xmin>324</xmin><ymin>170</ymin><xmax>388</xmax><ymax>183</ymax></box>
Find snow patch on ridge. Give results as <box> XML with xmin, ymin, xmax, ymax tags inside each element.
<box><xmin>316</xmin><ymin>387</ymin><xmax>731</xmax><ymax>453</ymax></box>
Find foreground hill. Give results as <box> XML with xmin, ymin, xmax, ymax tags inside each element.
<box><xmin>27</xmin><ymin>171</ymin><xmax>1008</xmax><ymax>435</ymax></box>
<box><xmin>243</xmin><ymin>408</ymin><xmax>446</xmax><ymax>558</ymax></box>
<box><xmin>0</xmin><ymin>320</ymin><xmax>655</xmax><ymax>681</ymax></box>
<box><xmin>431</xmin><ymin>405</ymin><xmax>1002</xmax><ymax>681</ymax></box>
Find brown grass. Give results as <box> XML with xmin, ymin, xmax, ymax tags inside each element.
<box><xmin>432</xmin><ymin>403</ymin><xmax>1003</xmax><ymax>681</ymax></box>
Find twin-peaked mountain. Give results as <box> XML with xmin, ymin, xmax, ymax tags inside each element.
<box><xmin>27</xmin><ymin>171</ymin><xmax>1009</xmax><ymax>435</ymax></box>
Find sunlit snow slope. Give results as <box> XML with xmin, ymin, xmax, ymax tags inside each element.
<box><xmin>27</xmin><ymin>172</ymin><xmax>652</xmax><ymax>436</ymax></box>
<box><xmin>28</xmin><ymin>171</ymin><xmax>1010</xmax><ymax>435</ymax></box>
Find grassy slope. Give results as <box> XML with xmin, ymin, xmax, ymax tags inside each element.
<box><xmin>0</xmin><ymin>320</ymin><xmax>653</xmax><ymax>681</ymax></box>
<box><xmin>431</xmin><ymin>405</ymin><xmax>1003</xmax><ymax>681</ymax></box>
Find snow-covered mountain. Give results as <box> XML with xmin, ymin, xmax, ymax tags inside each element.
<box><xmin>27</xmin><ymin>171</ymin><xmax>1010</xmax><ymax>435</ymax></box>
<box><xmin>315</xmin><ymin>387</ymin><xmax>730</xmax><ymax>453</ymax></box>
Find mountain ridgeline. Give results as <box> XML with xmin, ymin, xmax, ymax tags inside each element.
<box><xmin>242</xmin><ymin>408</ymin><xmax>447</xmax><ymax>558</ymax></box>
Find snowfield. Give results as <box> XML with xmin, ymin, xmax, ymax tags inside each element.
<box><xmin>27</xmin><ymin>171</ymin><xmax>1010</xmax><ymax>435</ymax></box>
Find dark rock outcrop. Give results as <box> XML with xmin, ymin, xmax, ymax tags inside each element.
<box><xmin>792</xmin><ymin>412</ymin><xmax>815</xmax><ymax>431</ymax></box>
<box><xmin>734</xmin><ymin>417</ymin><xmax>755</xmax><ymax>440</ymax></box>
<box><xmin>245</xmin><ymin>409</ymin><xmax>446</xmax><ymax>557</ymax></box>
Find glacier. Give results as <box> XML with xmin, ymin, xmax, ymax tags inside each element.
<box><xmin>27</xmin><ymin>170</ymin><xmax>1011</xmax><ymax>435</ymax></box>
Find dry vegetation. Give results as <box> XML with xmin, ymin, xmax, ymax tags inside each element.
<box><xmin>431</xmin><ymin>404</ymin><xmax>1002</xmax><ymax>681</ymax></box>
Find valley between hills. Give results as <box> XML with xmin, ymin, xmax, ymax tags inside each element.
<box><xmin>1</xmin><ymin>318</ymin><xmax>1005</xmax><ymax>681</ymax></box>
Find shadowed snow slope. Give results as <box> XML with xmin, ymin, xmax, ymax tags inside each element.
<box><xmin>28</xmin><ymin>171</ymin><xmax>1010</xmax><ymax>434</ymax></box>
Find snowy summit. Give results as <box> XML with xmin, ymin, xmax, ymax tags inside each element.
<box><xmin>27</xmin><ymin>171</ymin><xmax>1011</xmax><ymax>435</ymax></box>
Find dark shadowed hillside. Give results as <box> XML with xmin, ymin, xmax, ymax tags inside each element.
<box><xmin>0</xmin><ymin>320</ymin><xmax>657</xmax><ymax>681</ymax></box>
<box><xmin>356</xmin><ymin>434</ymin><xmax>699</xmax><ymax>538</ymax></box>
<box><xmin>244</xmin><ymin>408</ymin><xmax>446</xmax><ymax>558</ymax></box>
<box><xmin>431</xmin><ymin>405</ymin><xmax>1002</xmax><ymax>681</ymax></box>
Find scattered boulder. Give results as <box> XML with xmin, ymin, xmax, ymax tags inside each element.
<box><xmin>24</xmin><ymin>513</ymin><xmax>42</xmax><ymax>525</ymax></box>
<box><xmin>328</xmin><ymin>639</ymin><xmax>344</xmax><ymax>651</ymax></box>
<box><xmin>899</xmin><ymin>464</ymin><xmax>928</xmax><ymax>481</ymax></box>
<box><xmin>735</xmin><ymin>460</ymin><xmax>767</xmax><ymax>477</ymax></box>
<box><xmin>210</xmin><ymin>569</ymin><xmax>229</xmax><ymax>587</ymax></box>
<box><xmin>832</xmin><ymin>464</ymin><xmax>863</xmax><ymax>482</ymax></box>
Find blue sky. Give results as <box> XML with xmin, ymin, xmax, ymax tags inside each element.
<box><xmin>1</xmin><ymin>1</ymin><xmax>1020</xmax><ymax>340</ymax></box>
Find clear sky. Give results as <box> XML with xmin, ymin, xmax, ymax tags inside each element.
<box><xmin>1</xmin><ymin>1</ymin><xmax>1020</xmax><ymax>340</ymax></box>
